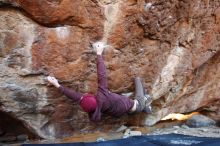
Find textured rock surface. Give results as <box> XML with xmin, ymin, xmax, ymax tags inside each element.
<box><xmin>0</xmin><ymin>0</ymin><xmax>220</xmax><ymax>139</ymax></box>
<box><xmin>186</xmin><ymin>115</ymin><xmax>216</xmax><ymax>128</ymax></box>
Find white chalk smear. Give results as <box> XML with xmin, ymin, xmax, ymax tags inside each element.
<box><xmin>144</xmin><ymin>3</ymin><xmax>152</xmax><ymax>11</ymax></box>
<box><xmin>55</xmin><ymin>26</ymin><xmax>70</xmax><ymax>39</ymax></box>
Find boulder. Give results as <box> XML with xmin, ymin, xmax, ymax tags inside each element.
<box><xmin>16</xmin><ymin>134</ymin><xmax>28</xmax><ymax>142</ymax></box>
<box><xmin>0</xmin><ymin>0</ymin><xmax>219</xmax><ymax>139</ymax></box>
<box><xmin>186</xmin><ymin>115</ymin><xmax>216</xmax><ymax>128</ymax></box>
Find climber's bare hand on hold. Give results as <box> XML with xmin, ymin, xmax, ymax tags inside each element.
<box><xmin>92</xmin><ymin>41</ymin><xmax>107</xmax><ymax>55</ymax></box>
<box><xmin>46</xmin><ymin>76</ymin><xmax>60</xmax><ymax>88</ymax></box>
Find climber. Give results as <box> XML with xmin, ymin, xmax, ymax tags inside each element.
<box><xmin>46</xmin><ymin>42</ymin><xmax>153</xmax><ymax>122</ymax></box>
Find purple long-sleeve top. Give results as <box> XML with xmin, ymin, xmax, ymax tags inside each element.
<box><xmin>59</xmin><ymin>55</ymin><xmax>134</xmax><ymax>122</ymax></box>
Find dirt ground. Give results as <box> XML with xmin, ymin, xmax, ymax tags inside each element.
<box><xmin>59</xmin><ymin>120</ymin><xmax>220</xmax><ymax>143</ymax></box>
<box><xmin>6</xmin><ymin>120</ymin><xmax>220</xmax><ymax>145</ymax></box>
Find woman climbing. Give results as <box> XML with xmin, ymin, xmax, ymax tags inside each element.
<box><xmin>47</xmin><ymin>42</ymin><xmax>152</xmax><ymax>122</ymax></box>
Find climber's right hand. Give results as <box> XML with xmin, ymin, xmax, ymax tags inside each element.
<box><xmin>92</xmin><ymin>41</ymin><xmax>107</xmax><ymax>55</ymax></box>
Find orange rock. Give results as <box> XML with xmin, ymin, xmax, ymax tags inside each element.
<box><xmin>0</xmin><ymin>0</ymin><xmax>220</xmax><ymax>139</ymax></box>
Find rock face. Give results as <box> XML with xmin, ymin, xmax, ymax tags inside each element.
<box><xmin>0</xmin><ymin>0</ymin><xmax>220</xmax><ymax>139</ymax></box>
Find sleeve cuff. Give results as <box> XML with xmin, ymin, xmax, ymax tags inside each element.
<box><xmin>58</xmin><ymin>85</ymin><xmax>64</xmax><ymax>93</ymax></box>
